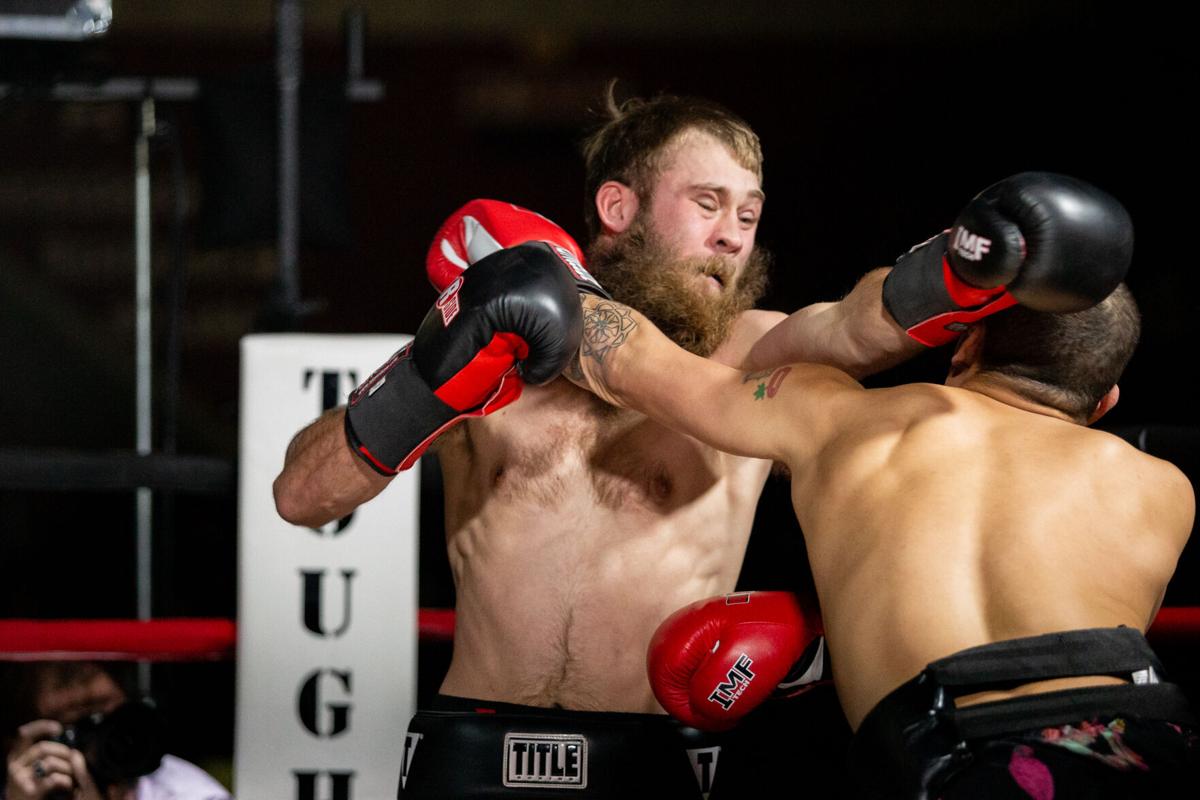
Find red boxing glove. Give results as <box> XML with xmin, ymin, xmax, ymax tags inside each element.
<box><xmin>345</xmin><ymin>243</ymin><xmax>582</xmax><ymax>474</ymax></box>
<box><xmin>427</xmin><ymin>198</ymin><xmax>608</xmax><ymax>298</ymax></box>
<box><xmin>648</xmin><ymin>591</ymin><xmax>827</xmax><ymax>731</ymax></box>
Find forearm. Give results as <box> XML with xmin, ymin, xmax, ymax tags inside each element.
<box><xmin>272</xmin><ymin>407</ymin><xmax>393</xmax><ymax>527</ymax></box>
<box><xmin>566</xmin><ymin>297</ymin><xmax>646</xmax><ymax>409</ymax></box>
<box><xmin>567</xmin><ymin>296</ymin><xmax>794</xmax><ymax>462</ymax></box>
<box><xmin>746</xmin><ymin>268</ymin><xmax>921</xmax><ymax>377</ymax></box>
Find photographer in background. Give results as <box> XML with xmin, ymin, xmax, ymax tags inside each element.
<box><xmin>1</xmin><ymin>663</ymin><xmax>230</xmax><ymax>800</ymax></box>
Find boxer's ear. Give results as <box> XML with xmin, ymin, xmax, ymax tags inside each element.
<box><xmin>595</xmin><ymin>181</ymin><xmax>638</xmax><ymax>235</ymax></box>
<box><xmin>947</xmin><ymin>326</ymin><xmax>984</xmax><ymax>382</ymax></box>
<box><xmin>1087</xmin><ymin>384</ymin><xmax>1119</xmax><ymax>425</ymax></box>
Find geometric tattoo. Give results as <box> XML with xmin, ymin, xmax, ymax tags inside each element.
<box><xmin>581</xmin><ymin>301</ymin><xmax>638</xmax><ymax>365</ymax></box>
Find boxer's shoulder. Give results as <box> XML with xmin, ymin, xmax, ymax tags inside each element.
<box><xmin>736</xmin><ymin>307</ymin><xmax>788</xmax><ymax>334</ymax></box>
<box><xmin>1126</xmin><ymin>443</ymin><xmax>1196</xmax><ymax>537</ymax></box>
<box><xmin>710</xmin><ymin>308</ymin><xmax>787</xmax><ymax>368</ymax></box>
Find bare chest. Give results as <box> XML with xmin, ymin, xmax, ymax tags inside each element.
<box><xmin>440</xmin><ymin>380</ymin><xmax>739</xmax><ymax>519</ymax></box>
<box><xmin>436</xmin><ymin>382</ymin><xmax>772</xmax><ymax>708</ymax></box>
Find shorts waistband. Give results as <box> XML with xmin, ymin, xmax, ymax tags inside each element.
<box><xmin>849</xmin><ymin>628</ymin><xmax>1196</xmax><ymax>797</ymax></box>
<box><xmin>925</xmin><ymin>626</ymin><xmax>1165</xmax><ymax>693</ymax></box>
<box><xmin>401</xmin><ymin>699</ymin><xmax>717</xmax><ymax>797</ymax></box>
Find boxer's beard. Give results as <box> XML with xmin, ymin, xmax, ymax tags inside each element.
<box><xmin>586</xmin><ymin>220</ymin><xmax>770</xmax><ymax>357</ymax></box>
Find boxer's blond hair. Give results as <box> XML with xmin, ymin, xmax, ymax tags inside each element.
<box><xmin>581</xmin><ymin>83</ymin><xmax>762</xmax><ymax>240</ymax></box>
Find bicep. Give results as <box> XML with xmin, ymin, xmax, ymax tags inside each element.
<box><xmin>614</xmin><ymin>342</ymin><xmax>862</xmax><ymax>466</ymax></box>
<box><xmin>577</xmin><ymin>296</ymin><xmax>865</xmax><ymax>464</ymax></box>
<box><xmin>745</xmin><ymin>302</ymin><xmax>837</xmax><ymax>371</ymax></box>
<box><xmin>745</xmin><ymin>268</ymin><xmax>920</xmax><ymax>378</ymax></box>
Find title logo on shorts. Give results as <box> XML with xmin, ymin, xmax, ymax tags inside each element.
<box><xmin>707</xmin><ymin>653</ymin><xmax>756</xmax><ymax>711</ymax></box>
<box><xmin>951</xmin><ymin>226</ymin><xmax>992</xmax><ymax>262</ymax></box>
<box><xmin>687</xmin><ymin>746</ymin><xmax>721</xmax><ymax>800</ymax></box>
<box><xmin>502</xmin><ymin>732</ymin><xmax>588</xmax><ymax>789</ymax></box>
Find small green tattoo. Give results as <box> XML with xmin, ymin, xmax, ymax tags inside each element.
<box><xmin>750</xmin><ymin>367</ymin><xmax>793</xmax><ymax>401</ymax></box>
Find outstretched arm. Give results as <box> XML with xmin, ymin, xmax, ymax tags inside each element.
<box><xmin>568</xmin><ymin>295</ymin><xmax>864</xmax><ymax>468</ymax></box>
<box><xmin>752</xmin><ymin>172</ymin><xmax>1137</xmax><ymax>375</ymax></box>
<box><xmin>273</xmin><ymin>407</ymin><xmax>393</xmax><ymax>528</ymax></box>
<box><xmin>745</xmin><ymin>268</ymin><xmax>920</xmax><ymax>377</ymax></box>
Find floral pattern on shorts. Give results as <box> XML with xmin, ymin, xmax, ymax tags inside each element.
<box><xmin>1038</xmin><ymin>718</ymin><xmax>1149</xmax><ymax>771</ymax></box>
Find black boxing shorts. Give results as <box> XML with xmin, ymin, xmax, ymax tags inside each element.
<box><xmin>397</xmin><ymin>695</ymin><xmax>724</xmax><ymax>799</ymax></box>
<box><xmin>849</xmin><ymin>627</ymin><xmax>1199</xmax><ymax>799</ymax></box>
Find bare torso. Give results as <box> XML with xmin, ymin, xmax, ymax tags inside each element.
<box><xmin>792</xmin><ymin>383</ymin><xmax>1194</xmax><ymax>728</ymax></box>
<box><xmin>437</xmin><ymin>313</ymin><xmax>778</xmax><ymax>711</ymax></box>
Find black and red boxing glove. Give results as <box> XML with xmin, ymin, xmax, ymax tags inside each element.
<box><xmin>345</xmin><ymin>242</ymin><xmax>582</xmax><ymax>475</ymax></box>
<box><xmin>427</xmin><ymin>198</ymin><xmax>610</xmax><ymax>299</ymax></box>
<box><xmin>648</xmin><ymin>591</ymin><xmax>829</xmax><ymax>732</ymax></box>
<box><xmin>883</xmin><ymin>172</ymin><xmax>1134</xmax><ymax>346</ymax></box>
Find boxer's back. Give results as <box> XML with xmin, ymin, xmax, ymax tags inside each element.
<box><xmin>793</xmin><ymin>382</ymin><xmax>1195</xmax><ymax>728</ymax></box>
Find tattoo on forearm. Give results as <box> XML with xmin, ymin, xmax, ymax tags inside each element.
<box><xmin>581</xmin><ymin>301</ymin><xmax>637</xmax><ymax>365</ymax></box>
<box><xmin>746</xmin><ymin>366</ymin><xmax>792</xmax><ymax>400</ymax></box>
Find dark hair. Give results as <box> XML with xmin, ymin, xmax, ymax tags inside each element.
<box><xmin>0</xmin><ymin>662</ymin><xmax>135</xmax><ymax>736</ymax></box>
<box><xmin>580</xmin><ymin>82</ymin><xmax>762</xmax><ymax>240</ymax></box>
<box><xmin>978</xmin><ymin>283</ymin><xmax>1141</xmax><ymax>420</ymax></box>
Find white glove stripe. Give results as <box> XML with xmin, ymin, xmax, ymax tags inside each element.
<box><xmin>464</xmin><ymin>215</ymin><xmax>504</xmax><ymax>265</ymax></box>
<box><xmin>776</xmin><ymin>636</ymin><xmax>826</xmax><ymax>689</ymax></box>
<box><xmin>439</xmin><ymin>238</ymin><xmax>469</xmax><ymax>269</ymax></box>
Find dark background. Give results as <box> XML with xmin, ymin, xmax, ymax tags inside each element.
<box><xmin>1</xmin><ymin>0</ymin><xmax>1195</xmax><ymax>775</ymax></box>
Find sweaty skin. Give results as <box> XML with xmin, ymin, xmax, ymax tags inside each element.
<box><xmin>571</xmin><ymin>295</ymin><xmax>1195</xmax><ymax>727</ymax></box>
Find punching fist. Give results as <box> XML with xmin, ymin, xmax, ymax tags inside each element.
<box><xmin>648</xmin><ymin>592</ymin><xmax>828</xmax><ymax>731</ymax></box>
<box><xmin>427</xmin><ymin>198</ymin><xmax>609</xmax><ymax>299</ymax></box>
<box><xmin>883</xmin><ymin>172</ymin><xmax>1134</xmax><ymax>346</ymax></box>
<box><xmin>345</xmin><ymin>242</ymin><xmax>582</xmax><ymax>475</ymax></box>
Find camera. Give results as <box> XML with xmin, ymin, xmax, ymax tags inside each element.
<box><xmin>46</xmin><ymin>700</ymin><xmax>166</xmax><ymax>797</ymax></box>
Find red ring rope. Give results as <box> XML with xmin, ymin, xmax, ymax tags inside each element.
<box><xmin>0</xmin><ymin>608</ymin><xmax>1197</xmax><ymax>661</ymax></box>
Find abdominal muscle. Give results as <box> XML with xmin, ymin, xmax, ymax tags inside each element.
<box><xmin>436</xmin><ymin>383</ymin><xmax>767</xmax><ymax>711</ymax></box>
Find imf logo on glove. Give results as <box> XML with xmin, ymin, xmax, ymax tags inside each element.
<box><xmin>707</xmin><ymin>654</ymin><xmax>756</xmax><ymax>710</ymax></box>
<box><xmin>503</xmin><ymin>733</ymin><xmax>588</xmax><ymax>789</ymax></box>
<box><xmin>951</xmin><ymin>226</ymin><xmax>992</xmax><ymax>262</ymax></box>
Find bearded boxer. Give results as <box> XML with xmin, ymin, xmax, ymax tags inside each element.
<box><xmin>273</xmin><ymin>91</ymin><xmax>921</xmax><ymax>797</ymax></box>
<box><xmin>570</xmin><ymin>172</ymin><xmax>1198</xmax><ymax>797</ymax></box>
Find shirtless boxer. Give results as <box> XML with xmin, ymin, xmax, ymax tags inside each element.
<box><xmin>272</xmin><ymin>92</ymin><xmax>920</xmax><ymax>797</ymax></box>
<box><xmin>570</xmin><ymin>172</ymin><xmax>1198</xmax><ymax>797</ymax></box>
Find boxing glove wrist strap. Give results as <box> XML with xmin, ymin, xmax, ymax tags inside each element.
<box><xmin>344</xmin><ymin>344</ymin><xmax>520</xmax><ymax>475</ymax></box>
<box><xmin>883</xmin><ymin>232</ymin><xmax>1016</xmax><ymax>347</ymax></box>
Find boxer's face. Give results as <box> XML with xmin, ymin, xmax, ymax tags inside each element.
<box><xmin>586</xmin><ymin>129</ymin><xmax>769</xmax><ymax>355</ymax></box>
<box><xmin>641</xmin><ymin>130</ymin><xmax>764</xmax><ymax>292</ymax></box>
